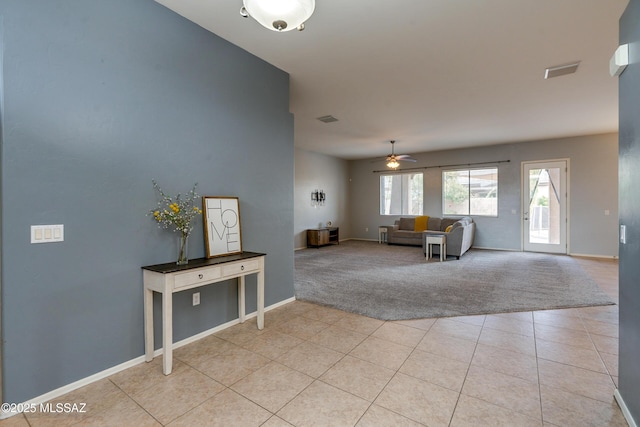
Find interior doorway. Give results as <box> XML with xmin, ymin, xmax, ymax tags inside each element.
<box><xmin>522</xmin><ymin>160</ymin><xmax>568</xmax><ymax>254</ymax></box>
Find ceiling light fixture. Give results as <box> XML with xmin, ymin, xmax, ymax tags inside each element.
<box><xmin>386</xmin><ymin>159</ymin><xmax>400</xmax><ymax>169</ymax></box>
<box><xmin>240</xmin><ymin>0</ymin><xmax>315</xmax><ymax>32</ymax></box>
<box><xmin>383</xmin><ymin>140</ymin><xmax>415</xmax><ymax>169</ymax></box>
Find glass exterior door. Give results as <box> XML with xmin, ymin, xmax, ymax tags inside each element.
<box><xmin>523</xmin><ymin>161</ymin><xmax>567</xmax><ymax>253</ymax></box>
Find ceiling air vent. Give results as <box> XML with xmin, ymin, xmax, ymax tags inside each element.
<box><xmin>544</xmin><ymin>62</ymin><xmax>580</xmax><ymax>79</ymax></box>
<box><xmin>316</xmin><ymin>115</ymin><xmax>338</xmax><ymax>123</ymax></box>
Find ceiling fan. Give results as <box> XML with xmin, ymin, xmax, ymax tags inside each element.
<box><xmin>382</xmin><ymin>140</ymin><xmax>417</xmax><ymax>169</ymax></box>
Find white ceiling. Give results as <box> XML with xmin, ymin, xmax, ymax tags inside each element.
<box><xmin>156</xmin><ymin>0</ymin><xmax>628</xmax><ymax>160</ymax></box>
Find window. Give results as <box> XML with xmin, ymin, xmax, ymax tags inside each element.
<box><xmin>380</xmin><ymin>173</ymin><xmax>423</xmax><ymax>215</ymax></box>
<box><xmin>443</xmin><ymin>168</ymin><xmax>498</xmax><ymax>216</ymax></box>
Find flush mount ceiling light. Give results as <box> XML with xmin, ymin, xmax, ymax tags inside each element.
<box><xmin>240</xmin><ymin>0</ymin><xmax>315</xmax><ymax>32</ymax></box>
<box><xmin>544</xmin><ymin>62</ymin><xmax>580</xmax><ymax>79</ymax></box>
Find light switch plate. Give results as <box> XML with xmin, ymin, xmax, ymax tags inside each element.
<box><xmin>31</xmin><ymin>225</ymin><xmax>64</xmax><ymax>243</ymax></box>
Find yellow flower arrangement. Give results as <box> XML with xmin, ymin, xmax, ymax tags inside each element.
<box><xmin>149</xmin><ymin>180</ymin><xmax>202</xmax><ymax>264</ymax></box>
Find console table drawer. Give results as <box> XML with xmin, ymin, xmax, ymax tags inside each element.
<box><xmin>222</xmin><ymin>259</ymin><xmax>259</xmax><ymax>277</ymax></box>
<box><xmin>174</xmin><ymin>267</ymin><xmax>221</xmax><ymax>289</ymax></box>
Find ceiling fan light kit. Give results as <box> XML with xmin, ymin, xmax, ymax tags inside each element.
<box><xmin>386</xmin><ymin>159</ymin><xmax>400</xmax><ymax>169</ymax></box>
<box><xmin>385</xmin><ymin>140</ymin><xmax>416</xmax><ymax>169</ymax></box>
<box><xmin>241</xmin><ymin>0</ymin><xmax>315</xmax><ymax>32</ymax></box>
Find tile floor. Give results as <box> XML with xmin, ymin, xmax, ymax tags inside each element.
<box><xmin>2</xmin><ymin>257</ymin><xmax>626</xmax><ymax>426</ymax></box>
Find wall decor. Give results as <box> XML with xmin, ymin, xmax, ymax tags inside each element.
<box><xmin>202</xmin><ymin>196</ymin><xmax>242</xmax><ymax>257</ymax></box>
<box><xmin>149</xmin><ymin>180</ymin><xmax>202</xmax><ymax>265</ymax></box>
<box><xmin>311</xmin><ymin>189</ymin><xmax>325</xmax><ymax>207</ymax></box>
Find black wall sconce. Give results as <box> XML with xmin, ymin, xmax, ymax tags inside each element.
<box><xmin>311</xmin><ymin>189</ymin><xmax>326</xmax><ymax>207</ymax></box>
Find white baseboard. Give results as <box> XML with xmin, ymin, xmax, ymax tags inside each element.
<box><xmin>296</xmin><ymin>237</ymin><xmax>357</xmax><ymax>251</ymax></box>
<box><xmin>0</xmin><ymin>356</ymin><xmax>150</xmax><ymax>419</ymax></box>
<box><xmin>615</xmin><ymin>389</ymin><xmax>638</xmax><ymax>427</ymax></box>
<box><xmin>265</xmin><ymin>296</ymin><xmax>296</xmax><ymax>310</ymax></box>
<box><xmin>569</xmin><ymin>252</ymin><xmax>619</xmax><ymax>259</ymax></box>
<box><xmin>472</xmin><ymin>246</ymin><xmax>519</xmax><ymax>252</ymax></box>
<box><xmin>147</xmin><ymin>295</ymin><xmax>294</xmax><ymax>358</ymax></box>
<box><xmin>0</xmin><ymin>298</ymin><xmax>296</xmax><ymax>420</ymax></box>
<box><xmin>297</xmin><ymin>241</ymin><xmax>620</xmax><ymax>260</ymax></box>
<box><xmin>474</xmin><ymin>246</ymin><xmax>619</xmax><ymax>260</ymax></box>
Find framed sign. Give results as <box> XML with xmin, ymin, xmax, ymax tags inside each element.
<box><xmin>202</xmin><ymin>196</ymin><xmax>242</xmax><ymax>258</ymax></box>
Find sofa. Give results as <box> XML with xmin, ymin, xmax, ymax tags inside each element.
<box><xmin>387</xmin><ymin>216</ymin><xmax>475</xmax><ymax>259</ymax></box>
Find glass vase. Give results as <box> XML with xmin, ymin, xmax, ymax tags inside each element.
<box><xmin>177</xmin><ymin>233</ymin><xmax>189</xmax><ymax>265</ymax></box>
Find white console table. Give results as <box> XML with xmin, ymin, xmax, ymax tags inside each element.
<box><xmin>142</xmin><ymin>252</ymin><xmax>265</xmax><ymax>375</ymax></box>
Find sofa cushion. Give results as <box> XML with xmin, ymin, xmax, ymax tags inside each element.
<box><xmin>414</xmin><ymin>215</ymin><xmax>429</xmax><ymax>231</ymax></box>
<box><xmin>399</xmin><ymin>217</ymin><xmax>415</xmax><ymax>230</ymax></box>
<box><xmin>440</xmin><ymin>218</ymin><xmax>458</xmax><ymax>231</ymax></box>
<box><xmin>427</xmin><ymin>217</ymin><xmax>441</xmax><ymax>231</ymax></box>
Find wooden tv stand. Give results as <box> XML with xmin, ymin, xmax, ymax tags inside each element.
<box><xmin>307</xmin><ymin>227</ymin><xmax>339</xmax><ymax>248</ymax></box>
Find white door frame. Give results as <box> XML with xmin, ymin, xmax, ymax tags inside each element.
<box><xmin>521</xmin><ymin>159</ymin><xmax>570</xmax><ymax>254</ymax></box>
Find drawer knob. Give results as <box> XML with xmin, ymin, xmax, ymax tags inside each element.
<box><xmin>198</xmin><ymin>274</ymin><xmax>204</xmax><ymax>279</ymax></box>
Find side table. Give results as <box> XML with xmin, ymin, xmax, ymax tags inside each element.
<box><xmin>425</xmin><ymin>234</ymin><xmax>447</xmax><ymax>262</ymax></box>
<box><xmin>378</xmin><ymin>226</ymin><xmax>390</xmax><ymax>244</ymax></box>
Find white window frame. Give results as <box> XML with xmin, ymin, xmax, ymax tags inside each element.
<box><xmin>380</xmin><ymin>172</ymin><xmax>424</xmax><ymax>216</ymax></box>
<box><xmin>442</xmin><ymin>168</ymin><xmax>498</xmax><ymax>217</ymax></box>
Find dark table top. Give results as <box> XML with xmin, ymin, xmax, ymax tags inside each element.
<box><xmin>142</xmin><ymin>251</ymin><xmax>266</xmax><ymax>274</ymax></box>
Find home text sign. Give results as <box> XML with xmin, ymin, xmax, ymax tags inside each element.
<box><xmin>202</xmin><ymin>196</ymin><xmax>242</xmax><ymax>258</ymax></box>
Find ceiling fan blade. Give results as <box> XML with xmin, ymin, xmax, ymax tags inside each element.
<box><xmin>369</xmin><ymin>141</ymin><xmax>415</xmax><ymax>166</ymax></box>
<box><xmin>396</xmin><ymin>154</ymin><xmax>417</xmax><ymax>161</ymax></box>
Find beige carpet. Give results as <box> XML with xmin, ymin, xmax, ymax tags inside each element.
<box><xmin>294</xmin><ymin>240</ymin><xmax>615</xmax><ymax>320</ymax></box>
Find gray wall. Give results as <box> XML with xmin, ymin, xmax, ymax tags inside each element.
<box><xmin>618</xmin><ymin>0</ymin><xmax>640</xmax><ymax>422</ymax></box>
<box><xmin>294</xmin><ymin>148</ymin><xmax>350</xmax><ymax>249</ymax></box>
<box><xmin>1</xmin><ymin>0</ymin><xmax>294</xmax><ymax>403</ymax></box>
<box><xmin>349</xmin><ymin>133</ymin><xmax>619</xmax><ymax>257</ymax></box>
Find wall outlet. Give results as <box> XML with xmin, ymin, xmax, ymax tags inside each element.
<box><xmin>365</xmin><ymin>227</ymin><xmax>369</xmax><ymax>232</ymax></box>
<box><xmin>192</xmin><ymin>292</ymin><xmax>200</xmax><ymax>306</ymax></box>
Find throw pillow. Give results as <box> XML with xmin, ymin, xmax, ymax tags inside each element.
<box><xmin>450</xmin><ymin>221</ymin><xmax>463</xmax><ymax>231</ymax></box>
<box><xmin>440</xmin><ymin>218</ymin><xmax>458</xmax><ymax>231</ymax></box>
<box><xmin>445</xmin><ymin>225</ymin><xmax>453</xmax><ymax>232</ymax></box>
<box><xmin>414</xmin><ymin>215</ymin><xmax>429</xmax><ymax>231</ymax></box>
